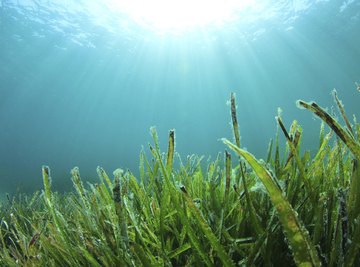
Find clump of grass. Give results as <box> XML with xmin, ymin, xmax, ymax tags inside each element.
<box><xmin>1</xmin><ymin>87</ymin><xmax>360</xmax><ymax>266</ymax></box>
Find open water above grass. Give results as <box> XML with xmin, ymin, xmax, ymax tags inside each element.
<box><xmin>0</xmin><ymin>0</ymin><xmax>359</xmax><ymax>194</ymax></box>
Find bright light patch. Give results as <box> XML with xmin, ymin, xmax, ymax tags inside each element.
<box><xmin>107</xmin><ymin>0</ymin><xmax>255</xmax><ymax>33</ymax></box>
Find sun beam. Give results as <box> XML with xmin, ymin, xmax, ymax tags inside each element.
<box><xmin>107</xmin><ymin>0</ymin><xmax>256</xmax><ymax>33</ymax></box>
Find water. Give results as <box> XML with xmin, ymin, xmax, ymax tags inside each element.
<box><xmin>0</xmin><ymin>0</ymin><xmax>359</xmax><ymax>194</ymax></box>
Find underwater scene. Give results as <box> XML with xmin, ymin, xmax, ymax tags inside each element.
<box><xmin>1</xmin><ymin>0</ymin><xmax>360</xmax><ymax>266</ymax></box>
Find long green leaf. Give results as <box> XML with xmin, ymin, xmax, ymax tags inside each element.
<box><xmin>182</xmin><ymin>190</ymin><xmax>235</xmax><ymax>267</ymax></box>
<box><xmin>222</xmin><ymin>138</ymin><xmax>320</xmax><ymax>267</ymax></box>
<box><xmin>297</xmin><ymin>100</ymin><xmax>360</xmax><ymax>160</ymax></box>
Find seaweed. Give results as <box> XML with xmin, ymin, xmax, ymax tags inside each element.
<box><xmin>1</xmin><ymin>87</ymin><xmax>359</xmax><ymax>266</ymax></box>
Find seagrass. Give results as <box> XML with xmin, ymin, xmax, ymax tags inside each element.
<box><xmin>1</xmin><ymin>87</ymin><xmax>359</xmax><ymax>266</ymax></box>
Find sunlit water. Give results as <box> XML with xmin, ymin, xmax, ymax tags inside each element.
<box><xmin>0</xmin><ymin>0</ymin><xmax>360</xmax><ymax>194</ymax></box>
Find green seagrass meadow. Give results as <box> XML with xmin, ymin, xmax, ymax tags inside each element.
<box><xmin>1</xmin><ymin>87</ymin><xmax>360</xmax><ymax>266</ymax></box>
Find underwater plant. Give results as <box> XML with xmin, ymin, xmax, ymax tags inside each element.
<box><xmin>0</xmin><ymin>86</ymin><xmax>359</xmax><ymax>266</ymax></box>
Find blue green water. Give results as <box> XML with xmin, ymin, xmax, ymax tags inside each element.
<box><xmin>1</xmin><ymin>0</ymin><xmax>359</xmax><ymax>194</ymax></box>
